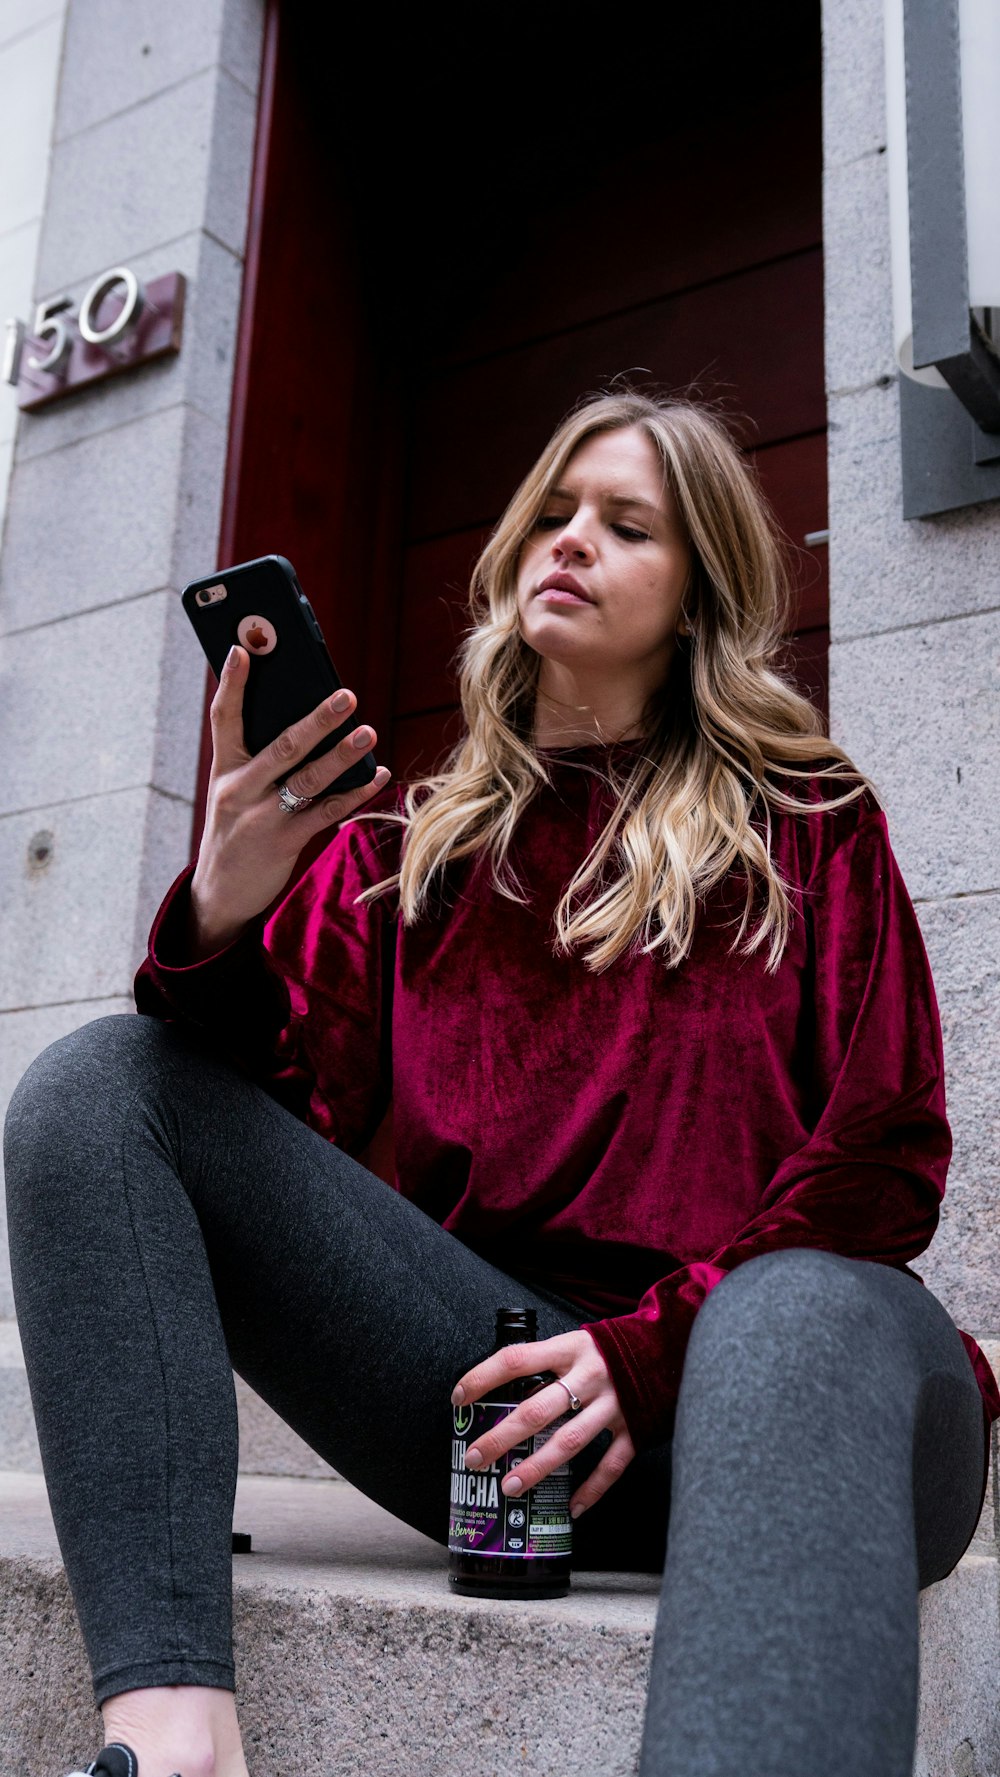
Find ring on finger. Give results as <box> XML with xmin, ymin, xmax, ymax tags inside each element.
<box><xmin>553</xmin><ymin>1379</ymin><xmax>583</xmax><ymax>1413</ymax></box>
<box><xmin>277</xmin><ymin>781</ymin><xmax>314</xmax><ymax>814</ymax></box>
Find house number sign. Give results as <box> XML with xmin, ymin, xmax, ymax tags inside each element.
<box><xmin>3</xmin><ymin>266</ymin><xmax>186</xmax><ymax>411</ymax></box>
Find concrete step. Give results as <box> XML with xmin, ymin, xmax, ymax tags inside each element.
<box><xmin>1</xmin><ymin>1471</ymin><xmax>658</xmax><ymax>1776</ymax></box>
<box><xmin>1</xmin><ymin>1470</ymin><xmax>998</xmax><ymax>1777</ymax></box>
<box><xmin>232</xmin><ymin>1375</ymin><xmax>336</xmax><ymax>1479</ymax></box>
<box><xmin>0</xmin><ymin>1320</ymin><xmax>40</xmax><ymax>1469</ymax></box>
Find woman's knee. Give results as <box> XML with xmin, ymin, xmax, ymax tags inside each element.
<box><xmin>3</xmin><ymin>1013</ymin><xmax>191</xmax><ymax>1183</ymax></box>
<box><xmin>682</xmin><ymin>1248</ymin><xmax>897</xmax><ymax>1403</ymax></box>
<box><xmin>7</xmin><ymin>1012</ymin><xmax>162</xmax><ymax>1124</ymax></box>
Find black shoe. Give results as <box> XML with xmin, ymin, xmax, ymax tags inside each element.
<box><xmin>64</xmin><ymin>1746</ymin><xmax>183</xmax><ymax>1777</ymax></box>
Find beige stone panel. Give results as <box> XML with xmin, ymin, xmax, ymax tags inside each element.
<box><xmin>821</xmin><ymin>0</ymin><xmax>887</xmax><ymax>172</ymax></box>
<box><xmin>0</xmin><ymin>787</ymin><xmax>190</xmax><ymax>1010</ymax></box>
<box><xmin>969</xmin><ymin>1343</ymin><xmax>1000</xmax><ymax>1559</ymax></box>
<box><xmin>55</xmin><ymin>0</ymin><xmax>261</xmax><ymax>141</ymax></box>
<box><xmin>0</xmin><ymin>1</ymin><xmax>63</xmax><ymax>50</ymax></box>
<box><xmin>36</xmin><ymin>63</ymin><xmax>255</xmax><ymax>296</ymax></box>
<box><xmin>0</xmin><ymin>14</ymin><xmax>64</xmax><ymax>236</ymax></box>
<box><xmin>0</xmin><ymin>434</ymin><xmax>11</xmax><ymax>545</ymax></box>
<box><xmin>823</xmin><ymin>147</ymin><xmax>895</xmax><ymax>395</ymax></box>
<box><xmin>235</xmin><ymin>1376</ymin><xmax>337</xmax><ymax>1481</ymax></box>
<box><xmin>0</xmin><ymin>589</ymin><xmax>204</xmax><ymax>812</ymax></box>
<box><xmin>910</xmin><ymin>896</ymin><xmax>1000</xmax><ymax>1335</ymax></box>
<box><xmin>0</xmin><ymin>404</ymin><xmax>225</xmax><ymax>634</ymax></box>
<box><xmin>0</xmin><ymin>1321</ymin><xmax>39</xmax><ymax>1466</ymax></box>
<box><xmin>827</xmin><ymin>382</ymin><xmax>1000</xmax><ymax>643</ymax></box>
<box><xmin>1</xmin><ymin>407</ymin><xmax>187</xmax><ymax>629</ymax></box>
<box><xmin>218</xmin><ymin>0</ymin><xmax>264</xmax><ymax>96</ymax></box>
<box><xmin>915</xmin><ymin>1555</ymin><xmax>1000</xmax><ymax>1777</ymax></box>
<box><xmin>828</xmin><ymin>611</ymin><xmax>1000</xmax><ymax>900</ymax></box>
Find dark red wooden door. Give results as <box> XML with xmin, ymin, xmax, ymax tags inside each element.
<box><xmin>200</xmin><ymin>2</ymin><xmax>826</xmax><ymax>833</ymax></box>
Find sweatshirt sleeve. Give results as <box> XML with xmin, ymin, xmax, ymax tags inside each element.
<box><xmin>582</xmin><ymin>801</ymin><xmax>962</xmax><ymax>1453</ymax></box>
<box><xmin>133</xmin><ymin>794</ymin><xmax>403</xmax><ymax>1154</ymax></box>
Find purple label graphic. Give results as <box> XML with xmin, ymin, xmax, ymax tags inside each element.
<box><xmin>448</xmin><ymin>1399</ymin><xmax>573</xmax><ymax>1559</ymax></box>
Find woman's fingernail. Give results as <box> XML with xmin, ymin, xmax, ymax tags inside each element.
<box><xmin>451</xmin><ymin>1385</ymin><xmax>465</xmax><ymax>1405</ymax></box>
<box><xmin>571</xmin><ymin>1503</ymin><xmax>584</xmax><ymax>1519</ymax></box>
<box><xmin>331</xmin><ymin>690</ymin><xmax>350</xmax><ymax>712</ymax></box>
<box><xmin>502</xmin><ymin>1475</ymin><xmax>523</xmax><ymax>1495</ymax></box>
<box><xmin>465</xmin><ymin>1448</ymin><xmax>484</xmax><ymax>1470</ymax></box>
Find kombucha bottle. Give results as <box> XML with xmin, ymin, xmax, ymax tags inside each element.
<box><xmin>448</xmin><ymin>1307</ymin><xmax>573</xmax><ymax>1599</ymax></box>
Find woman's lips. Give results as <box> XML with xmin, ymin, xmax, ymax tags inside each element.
<box><xmin>537</xmin><ymin>589</ymin><xmax>592</xmax><ymax>605</ymax></box>
<box><xmin>537</xmin><ymin>571</ymin><xmax>593</xmax><ymax>602</ymax></box>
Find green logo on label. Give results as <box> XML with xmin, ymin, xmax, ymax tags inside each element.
<box><xmin>453</xmin><ymin>1403</ymin><xmax>474</xmax><ymax>1436</ymax></box>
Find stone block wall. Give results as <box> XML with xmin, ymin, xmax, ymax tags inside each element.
<box><xmin>822</xmin><ymin>0</ymin><xmax>1000</xmax><ymax>1335</ymax></box>
<box><xmin>0</xmin><ymin>0</ymin><xmax>265</xmax><ymax>1323</ymax></box>
<box><xmin>0</xmin><ymin>1</ymin><xmax>68</xmax><ymax>537</ymax></box>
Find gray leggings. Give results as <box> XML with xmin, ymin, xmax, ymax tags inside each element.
<box><xmin>3</xmin><ymin>1013</ymin><xmax>990</xmax><ymax>1775</ymax></box>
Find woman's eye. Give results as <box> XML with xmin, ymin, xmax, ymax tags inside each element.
<box><xmin>534</xmin><ymin>515</ymin><xmax>649</xmax><ymax>540</ymax></box>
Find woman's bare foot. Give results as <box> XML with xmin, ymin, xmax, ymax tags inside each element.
<box><xmin>99</xmin><ymin>1685</ymin><xmax>250</xmax><ymax>1777</ymax></box>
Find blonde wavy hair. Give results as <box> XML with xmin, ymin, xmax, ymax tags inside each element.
<box><xmin>349</xmin><ymin>389</ymin><xmax>881</xmax><ymax>975</ymax></box>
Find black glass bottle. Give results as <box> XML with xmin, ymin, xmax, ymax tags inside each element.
<box><xmin>448</xmin><ymin>1307</ymin><xmax>573</xmax><ymax>1599</ymax></box>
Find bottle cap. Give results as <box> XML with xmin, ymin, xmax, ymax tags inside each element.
<box><xmin>495</xmin><ymin>1307</ymin><xmax>536</xmax><ymax>1339</ymax></box>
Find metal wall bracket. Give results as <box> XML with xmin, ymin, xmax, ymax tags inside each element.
<box><xmin>900</xmin><ymin>375</ymin><xmax>1000</xmax><ymax>518</ymax></box>
<box><xmin>899</xmin><ymin>0</ymin><xmax>1000</xmax><ymax>517</ymax></box>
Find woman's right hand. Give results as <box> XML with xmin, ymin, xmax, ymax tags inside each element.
<box><xmin>188</xmin><ymin>644</ymin><xmax>392</xmax><ymax>958</ymax></box>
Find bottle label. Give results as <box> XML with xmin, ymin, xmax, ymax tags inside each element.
<box><xmin>448</xmin><ymin>1398</ymin><xmax>573</xmax><ymax>1559</ymax></box>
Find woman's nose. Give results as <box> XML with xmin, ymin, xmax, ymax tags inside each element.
<box><xmin>551</xmin><ymin>524</ymin><xmax>595</xmax><ymax>563</ymax></box>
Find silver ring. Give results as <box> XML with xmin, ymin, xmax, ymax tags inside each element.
<box><xmin>553</xmin><ymin>1379</ymin><xmax>583</xmax><ymax>1414</ymax></box>
<box><xmin>276</xmin><ymin>781</ymin><xmax>313</xmax><ymax>814</ymax></box>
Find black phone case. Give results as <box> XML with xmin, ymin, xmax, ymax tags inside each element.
<box><xmin>181</xmin><ymin>554</ymin><xmax>377</xmax><ymax>796</ymax></box>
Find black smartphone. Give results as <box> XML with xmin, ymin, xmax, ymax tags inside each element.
<box><xmin>181</xmin><ymin>554</ymin><xmax>377</xmax><ymax>796</ymax></box>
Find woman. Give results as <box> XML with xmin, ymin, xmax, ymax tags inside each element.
<box><xmin>6</xmin><ymin>390</ymin><xmax>999</xmax><ymax>1777</ymax></box>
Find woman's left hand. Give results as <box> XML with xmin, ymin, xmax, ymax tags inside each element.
<box><xmin>451</xmin><ymin>1329</ymin><xmax>636</xmax><ymax>1519</ymax></box>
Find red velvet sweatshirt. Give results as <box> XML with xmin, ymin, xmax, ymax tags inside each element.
<box><xmin>134</xmin><ymin>740</ymin><xmax>1000</xmax><ymax>1452</ymax></box>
